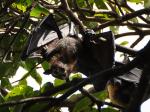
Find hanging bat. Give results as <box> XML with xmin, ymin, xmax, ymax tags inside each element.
<box><xmin>21</xmin><ymin>13</ymin><xmax>116</xmax><ymax>82</ymax></box>
<box><xmin>107</xmin><ymin>40</ymin><xmax>150</xmax><ymax>107</ymax></box>
<box><xmin>107</xmin><ymin>68</ymin><xmax>142</xmax><ymax>107</ymax></box>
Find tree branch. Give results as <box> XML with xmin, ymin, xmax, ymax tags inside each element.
<box><xmin>60</xmin><ymin>0</ymin><xmax>86</xmax><ymax>33</ymax></box>
<box><xmin>80</xmin><ymin>88</ymin><xmax>124</xmax><ymax>110</ymax></box>
<box><xmin>94</xmin><ymin>7</ymin><xmax>150</xmax><ymax>31</ymax></box>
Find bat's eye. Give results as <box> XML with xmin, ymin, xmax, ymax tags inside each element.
<box><xmin>51</xmin><ymin>65</ymin><xmax>65</xmax><ymax>74</ymax></box>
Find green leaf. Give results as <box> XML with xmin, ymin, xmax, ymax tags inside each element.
<box><xmin>93</xmin><ymin>90</ymin><xmax>108</xmax><ymax>101</ymax></box>
<box><xmin>19</xmin><ymin>79</ymin><xmax>27</xmax><ymax>85</ymax></box>
<box><xmin>54</xmin><ymin>78</ymin><xmax>66</xmax><ymax>87</ymax></box>
<box><xmin>76</xmin><ymin>0</ymin><xmax>86</xmax><ymax>8</ymax></box>
<box><xmin>30</xmin><ymin>4</ymin><xmax>49</xmax><ymax>18</ymax></box>
<box><xmin>30</xmin><ymin>70</ymin><xmax>42</xmax><ymax>85</ymax></box>
<box><xmin>41</xmin><ymin>61</ymin><xmax>50</xmax><ymax>71</ymax></box>
<box><xmin>128</xmin><ymin>0</ymin><xmax>143</xmax><ymax>3</ymax></box>
<box><xmin>20</xmin><ymin>61</ymin><xmax>42</xmax><ymax>85</ymax></box>
<box><xmin>120</xmin><ymin>41</ymin><xmax>129</xmax><ymax>46</ymax></box>
<box><xmin>69</xmin><ymin>73</ymin><xmax>82</xmax><ymax>81</ymax></box>
<box><xmin>94</xmin><ymin>13</ymin><xmax>110</xmax><ymax>19</ymax></box>
<box><xmin>53</xmin><ymin>79</ymin><xmax>69</xmax><ymax>95</ymax></box>
<box><xmin>129</xmin><ymin>18</ymin><xmax>138</xmax><ymax>23</ymax></box>
<box><xmin>12</xmin><ymin>0</ymin><xmax>33</xmax><ymax>12</ymax></box>
<box><xmin>5</xmin><ymin>85</ymin><xmax>33</xmax><ymax>101</ymax></box>
<box><xmin>94</xmin><ymin>0</ymin><xmax>107</xmax><ymax>9</ymax></box>
<box><xmin>110</xmin><ymin>26</ymin><xmax>119</xmax><ymax>34</ymax></box>
<box><xmin>144</xmin><ymin>0</ymin><xmax>150</xmax><ymax>8</ymax></box>
<box><xmin>73</xmin><ymin>96</ymin><xmax>91</xmax><ymax>112</ymax></box>
<box><xmin>20</xmin><ymin>59</ymin><xmax>36</xmax><ymax>71</ymax></box>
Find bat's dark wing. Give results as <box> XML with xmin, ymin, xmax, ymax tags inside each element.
<box><xmin>21</xmin><ymin>14</ymin><xmax>76</xmax><ymax>60</ymax></box>
<box><xmin>95</xmin><ymin>31</ymin><xmax>115</xmax><ymax>69</ymax></box>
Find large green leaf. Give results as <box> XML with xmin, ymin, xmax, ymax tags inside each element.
<box><xmin>30</xmin><ymin>4</ymin><xmax>49</xmax><ymax>18</ymax></box>
<box><xmin>5</xmin><ymin>85</ymin><xmax>33</xmax><ymax>101</ymax></box>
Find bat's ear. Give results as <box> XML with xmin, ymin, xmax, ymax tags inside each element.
<box><xmin>68</xmin><ymin>22</ymin><xmax>77</xmax><ymax>36</ymax></box>
<box><xmin>67</xmin><ymin>21</ymin><xmax>82</xmax><ymax>39</ymax></box>
<box><xmin>21</xmin><ymin>14</ymin><xmax>63</xmax><ymax>60</ymax></box>
<box><xmin>43</xmin><ymin>14</ymin><xmax>63</xmax><ymax>39</ymax></box>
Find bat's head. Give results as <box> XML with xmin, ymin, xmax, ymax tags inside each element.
<box><xmin>44</xmin><ymin>36</ymin><xmax>82</xmax><ymax>79</ymax></box>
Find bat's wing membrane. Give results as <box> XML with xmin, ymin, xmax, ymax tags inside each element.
<box><xmin>21</xmin><ymin>14</ymin><xmax>72</xmax><ymax>59</ymax></box>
